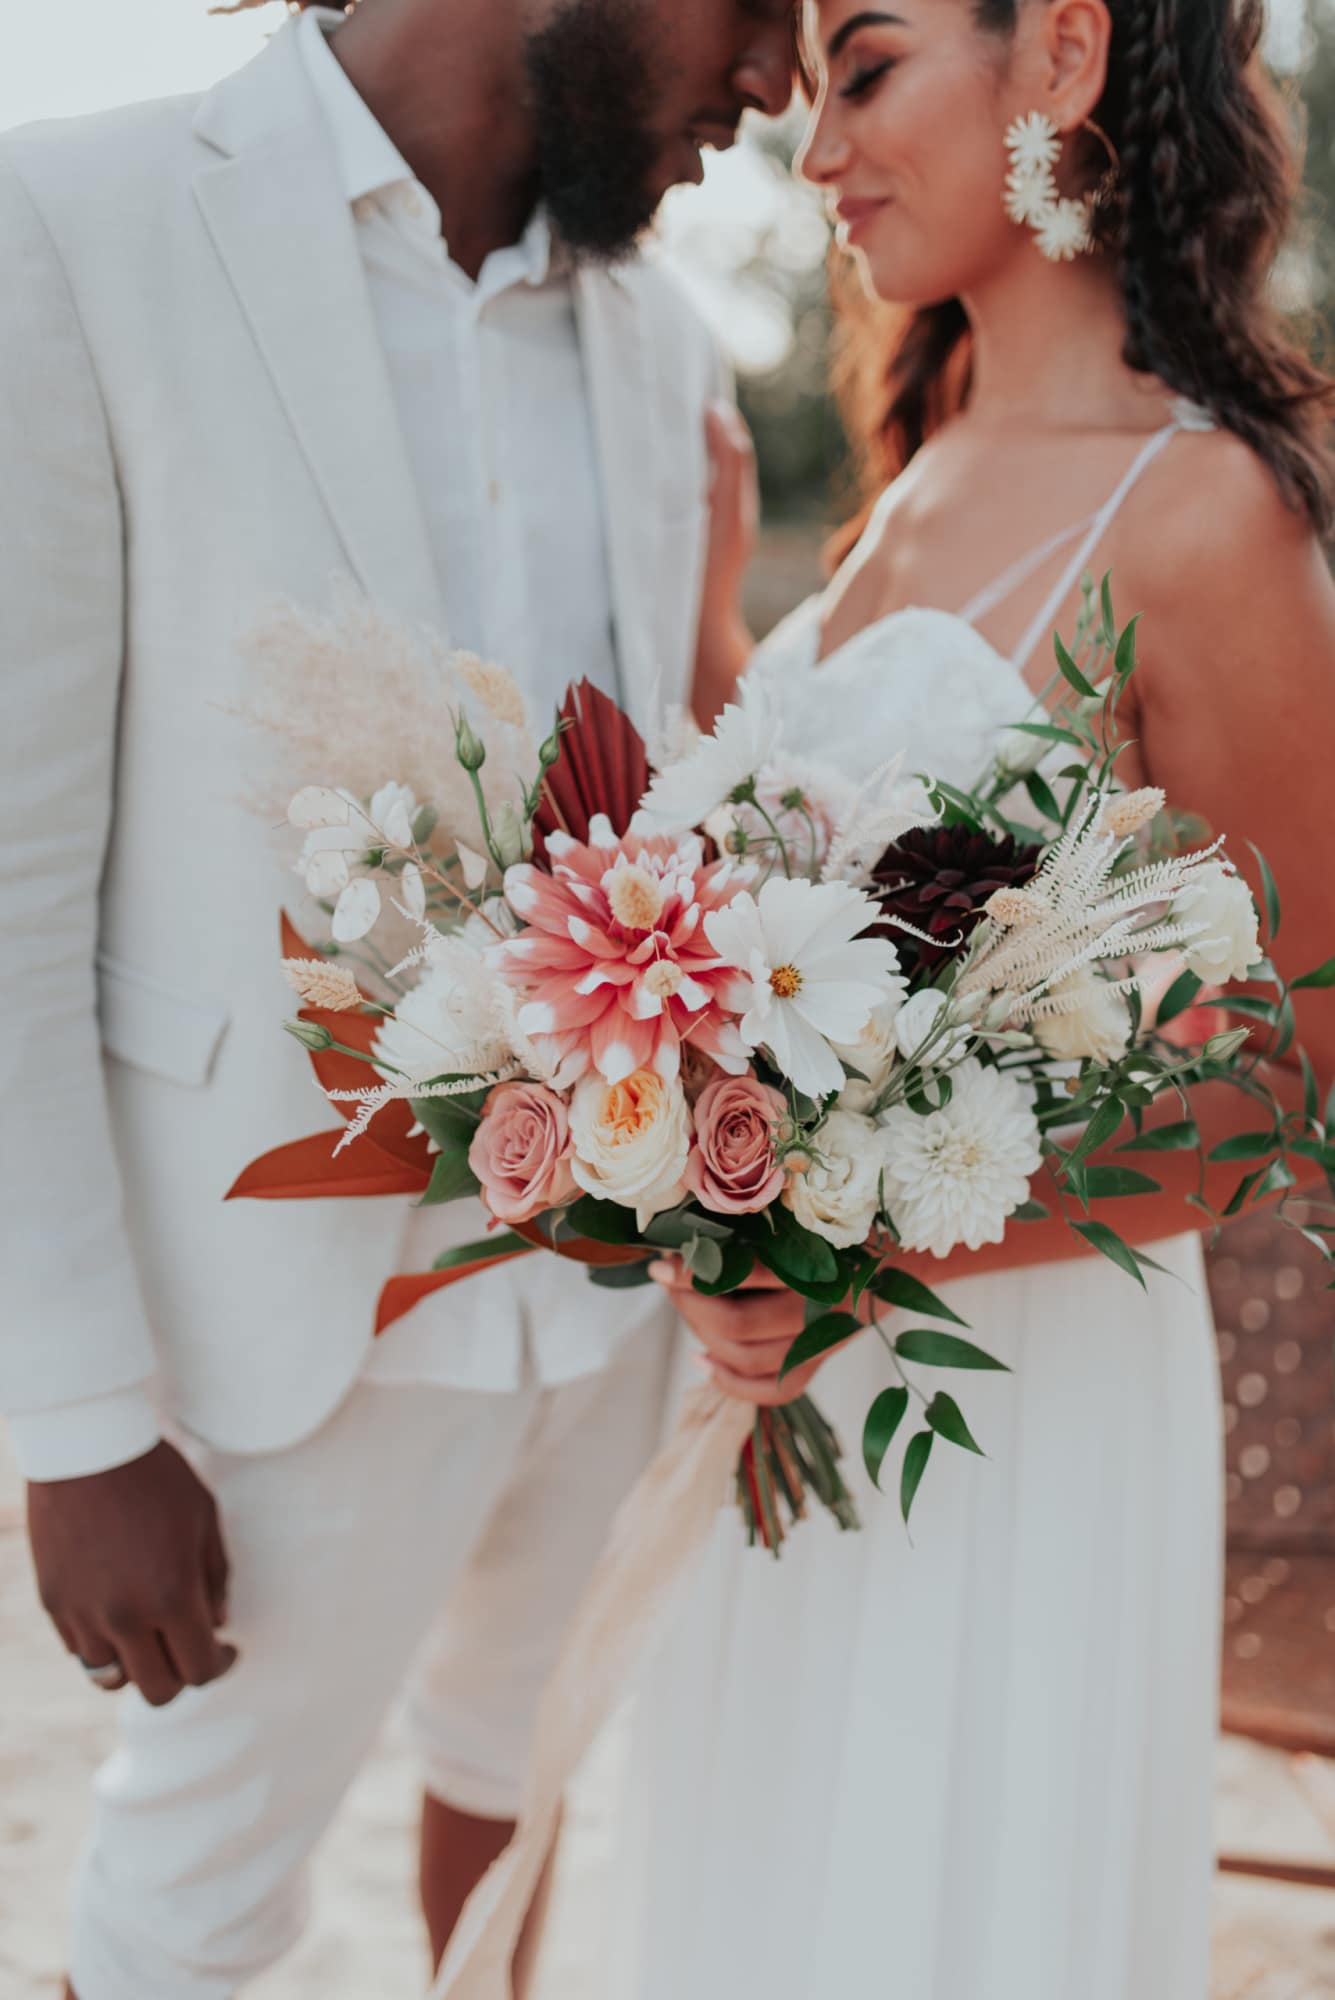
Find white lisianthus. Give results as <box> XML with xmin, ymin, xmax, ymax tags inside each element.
<box><xmin>1172</xmin><ymin>863</ymin><xmax>1262</xmax><ymax>984</ymax></box>
<box><xmin>994</xmin><ymin>725</ymin><xmax>1051</xmax><ymax>781</ymax></box>
<box><xmin>893</xmin><ymin>987</ymin><xmax>972</xmax><ymax>1069</ymax></box>
<box><xmin>1033</xmin><ymin>967</ymin><xmax>1131</xmax><ymax>1065</ymax></box>
<box><xmin>831</xmin><ymin>990</ymin><xmax>909</xmax><ymax>1096</ymax></box>
<box><xmin>785</xmin><ymin>1108</ymin><xmax>888</xmax><ymax>1250</ymax></box>
<box><xmin>879</xmin><ymin>1058</ymin><xmax>1043</xmax><ymax>1258</ymax></box>
<box><xmin>705</xmin><ymin>876</ymin><xmax>903</xmax><ymax>1099</ymax></box>
<box><xmin>373</xmin><ymin>936</ymin><xmax>511</xmax><ymax>1086</ymax></box>
<box><xmin>635</xmin><ymin>678</ymin><xmax>780</xmax><ymax>834</ymax></box>
<box><xmin>569</xmin><ymin>1068</ymin><xmax>692</xmax><ymax>1230</ymax></box>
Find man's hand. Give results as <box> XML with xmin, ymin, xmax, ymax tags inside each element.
<box><xmin>27</xmin><ymin>1441</ymin><xmax>236</xmax><ymax>1705</ymax></box>
<box><xmin>649</xmin><ymin>1256</ymin><xmax>858</xmax><ymax>1406</ymax></box>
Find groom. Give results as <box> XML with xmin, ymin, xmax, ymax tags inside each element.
<box><xmin>0</xmin><ymin>0</ymin><xmax>790</xmax><ymax>1993</ymax></box>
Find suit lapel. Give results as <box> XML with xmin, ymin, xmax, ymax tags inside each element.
<box><xmin>192</xmin><ymin>27</ymin><xmax>445</xmax><ymax>633</ymax></box>
<box><xmin>575</xmin><ymin>266</ymin><xmax>661</xmax><ymax>731</ymax></box>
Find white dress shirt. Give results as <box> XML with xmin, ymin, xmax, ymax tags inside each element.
<box><xmin>299</xmin><ymin>8</ymin><xmax>620</xmax><ymax>725</ymax></box>
<box><xmin>300</xmin><ymin>9</ymin><xmax>662</xmax><ymax>1395</ymax></box>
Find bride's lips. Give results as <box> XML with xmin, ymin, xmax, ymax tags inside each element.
<box><xmin>834</xmin><ymin>195</ymin><xmax>889</xmax><ymax>243</ymax></box>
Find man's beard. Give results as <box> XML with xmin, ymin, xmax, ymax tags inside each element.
<box><xmin>524</xmin><ymin>0</ymin><xmax>669</xmax><ymax>264</ymax></box>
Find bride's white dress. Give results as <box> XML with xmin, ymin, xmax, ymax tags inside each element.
<box><xmin>602</xmin><ymin>423</ymin><xmax>1224</xmax><ymax>2000</ymax></box>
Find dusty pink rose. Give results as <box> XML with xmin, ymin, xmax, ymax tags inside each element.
<box><xmin>469</xmin><ymin>1082</ymin><xmax>577</xmax><ymax>1225</ymax></box>
<box><xmin>685</xmin><ymin>1074</ymin><xmax>787</xmax><ymax>1216</ymax></box>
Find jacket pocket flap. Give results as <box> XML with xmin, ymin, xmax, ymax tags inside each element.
<box><xmin>97</xmin><ymin>953</ymin><xmax>230</xmax><ymax>1088</ymax></box>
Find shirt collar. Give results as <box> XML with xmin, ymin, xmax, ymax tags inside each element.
<box><xmin>299</xmin><ymin>7</ymin><xmax>555</xmax><ymax>286</ymax></box>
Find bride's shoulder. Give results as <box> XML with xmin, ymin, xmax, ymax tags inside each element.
<box><xmin>1117</xmin><ymin>426</ymin><xmax>1335</xmax><ymax>696</ymax></box>
<box><xmin>1129</xmin><ymin>426</ymin><xmax>1313</xmax><ymax>583</ymax></box>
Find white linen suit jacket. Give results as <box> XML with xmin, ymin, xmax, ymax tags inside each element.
<box><xmin>0</xmin><ymin>23</ymin><xmax>721</xmax><ymax>1480</ymax></box>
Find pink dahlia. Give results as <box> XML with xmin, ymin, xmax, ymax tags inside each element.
<box><xmin>491</xmin><ymin>814</ymin><xmax>752</xmax><ymax>1087</ymax></box>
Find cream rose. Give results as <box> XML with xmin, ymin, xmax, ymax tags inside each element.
<box><xmin>784</xmin><ymin>1108</ymin><xmax>886</xmax><ymax>1250</ymax></box>
<box><xmin>1173</xmin><ymin>864</ymin><xmax>1262</xmax><ymax>985</ymax></box>
<box><xmin>569</xmin><ymin>1068</ymin><xmax>692</xmax><ymax>1231</ymax></box>
<box><xmin>1033</xmin><ymin>967</ymin><xmax>1132</xmax><ymax>1065</ymax></box>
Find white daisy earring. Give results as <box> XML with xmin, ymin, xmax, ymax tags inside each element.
<box><xmin>1002</xmin><ymin>111</ymin><xmax>1120</xmax><ymax>263</ymax></box>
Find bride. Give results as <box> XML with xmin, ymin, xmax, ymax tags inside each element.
<box><xmin>605</xmin><ymin>0</ymin><xmax>1335</xmax><ymax>1994</ymax></box>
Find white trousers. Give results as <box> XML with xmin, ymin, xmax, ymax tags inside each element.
<box><xmin>67</xmin><ymin>1322</ymin><xmax>674</xmax><ymax>2000</ymax></box>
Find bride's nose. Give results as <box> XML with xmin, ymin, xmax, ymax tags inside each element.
<box><xmin>795</xmin><ymin>99</ymin><xmax>853</xmax><ymax>187</ymax></box>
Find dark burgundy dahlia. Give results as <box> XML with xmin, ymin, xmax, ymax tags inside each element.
<box><xmin>870</xmin><ymin>825</ymin><xmax>1041</xmax><ymax>975</ymax></box>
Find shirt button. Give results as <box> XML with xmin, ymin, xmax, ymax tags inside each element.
<box><xmin>488</xmin><ymin>480</ymin><xmax>502</xmax><ymax>505</ymax></box>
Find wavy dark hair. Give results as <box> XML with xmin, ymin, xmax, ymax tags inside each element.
<box><xmin>829</xmin><ymin>0</ymin><xmax>1334</xmax><ymax>545</ymax></box>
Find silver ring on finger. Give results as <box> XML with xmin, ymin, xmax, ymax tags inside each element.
<box><xmin>79</xmin><ymin>1657</ymin><xmax>128</xmax><ymax>1692</ymax></box>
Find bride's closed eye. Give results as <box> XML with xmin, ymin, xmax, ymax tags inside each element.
<box><xmin>839</xmin><ymin>56</ymin><xmax>898</xmax><ymax>100</ymax></box>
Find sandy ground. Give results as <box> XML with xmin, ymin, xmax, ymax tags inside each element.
<box><xmin>4</xmin><ymin>1444</ymin><xmax>1334</xmax><ymax>2000</ymax></box>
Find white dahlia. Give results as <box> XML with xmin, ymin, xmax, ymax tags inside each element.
<box><xmin>635</xmin><ymin>678</ymin><xmax>781</xmax><ymax>834</ymax></box>
<box><xmin>373</xmin><ymin>936</ymin><xmax>511</xmax><ymax>1086</ymax></box>
<box><xmin>879</xmin><ymin>1058</ymin><xmax>1043</xmax><ymax>1258</ymax></box>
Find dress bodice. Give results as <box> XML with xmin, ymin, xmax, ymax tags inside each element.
<box><xmin>751</xmin><ymin>598</ymin><xmax>1033</xmax><ymax>791</ymax></box>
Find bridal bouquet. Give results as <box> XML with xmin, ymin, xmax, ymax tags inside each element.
<box><xmin>232</xmin><ymin>586</ymin><xmax>1334</xmax><ymax>1550</ymax></box>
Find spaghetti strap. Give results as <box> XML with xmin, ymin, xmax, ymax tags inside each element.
<box><xmin>957</xmin><ymin>515</ymin><xmax>1096</xmax><ymax>627</ymax></box>
<box><xmin>1008</xmin><ymin>421</ymin><xmax>1185</xmax><ymax>675</ymax></box>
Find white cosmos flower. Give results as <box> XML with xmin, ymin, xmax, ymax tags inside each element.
<box><xmin>879</xmin><ymin>1057</ymin><xmax>1043</xmax><ymax>1258</ymax></box>
<box><xmin>705</xmin><ymin>876</ymin><xmax>903</xmax><ymax>1099</ymax></box>
<box><xmin>635</xmin><ymin>677</ymin><xmax>781</xmax><ymax>834</ymax></box>
<box><xmin>373</xmin><ymin>936</ymin><xmax>511</xmax><ymax>1086</ymax></box>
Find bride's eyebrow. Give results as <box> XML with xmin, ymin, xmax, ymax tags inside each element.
<box><xmin>827</xmin><ymin>10</ymin><xmax>907</xmax><ymax>59</ymax></box>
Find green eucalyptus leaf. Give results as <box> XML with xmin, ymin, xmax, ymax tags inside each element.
<box><xmin>1155</xmin><ymin>969</ymin><xmax>1203</xmax><ymax>1027</ymax></box>
<box><xmin>868</xmin><ymin>1268</ymin><xmax>970</xmax><ymax>1327</ymax></box>
<box><xmin>588</xmin><ymin>1260</ymin><xmax>655</xmax><ymax>1289</ymax></box>
<box><xmin>567</xmin><ymin>1195</ymin><xmax>642</xmax><ymax>1245</ymax></box>
<box><xmin>895</xmin><ymin>1328</ymin><xmax>1010</xmax><ymax>1371</ymax></box>
<box><xmin>683</xmin><ymin>1235</ymin><xmax>725</xmax><ymax>1285</ymax></box>
<box><xmin>692</xmin><ymin>1239</ymin><xmax>756</xmax><ymax>1297</ymax></box>
<box><xmin>1024</xmin><ymin>771</ymin><xmax>1064</xmax><ymax>824</ymax></box>
<box><xmin>1072</xmin><ymin>1218</ymin><xmax>1146</xmax><ymax>1288</ymax></box>
<box><xmin>901</xmin><ymin>1430</ymin><xmax>935</xmax><ymax>1525</ymax></box>
<box><xmin>1292</xmin><ymin>955</ymin><xmax>1335</xmax><ymax>992</ymax></box>
<box><xmin>778</xmin><ymin>1311</ymin><xmax>862</xmax><ymax>1383</ymax></box>
<box><xmin>1246</xmin><ymin>842</ymin><xmax>1282</xmax><ymax>943</ymax></box>
<box><xmin>927</xmin><ymin>1390</ymin><xmax>985</xmax><ymax>1456</ymax></box>
<box><xmin>1118</xmin><ymin>1120</ymin><xmax>1199</xmax><ymax>1153</ymax></box>
<box><xmin>1083</xmin><ymin>1165</ymin><xmax>1163</xmax><ymax>1198</ymax></box>
<box><xmin>1113</xmin><ymin>615</ymin><xmax>1141</xmax><ymax>682</ymax></box>
<box><xmin>1053</xmin><ymin>632</ymin><xmax>1099</xmax><ymax>700</ymax></box>
<box><xmin>862</xmin><ymin>1387</ymin><xmax>910</xmax><ymax>1490</ymax></box>
<box><xmin>417</xmin><ymin>1148</ymin><xmax>480</xmax><ymax>1207</ymax></box>
<box><xmin>431</xmin><ymin>1231</ymin><xmax>530</xmax><ymax>1271</ymax></box>
<box><xmin>1207</xmin><ymin>1131</ymin><xmax>1279</xmax><ymax>1163</ymax></box>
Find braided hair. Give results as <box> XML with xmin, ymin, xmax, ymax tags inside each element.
<box><xmin>834</xmin><ymin>0</ymin><xmax>1334</xmax><ymax>539</ymax></box>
